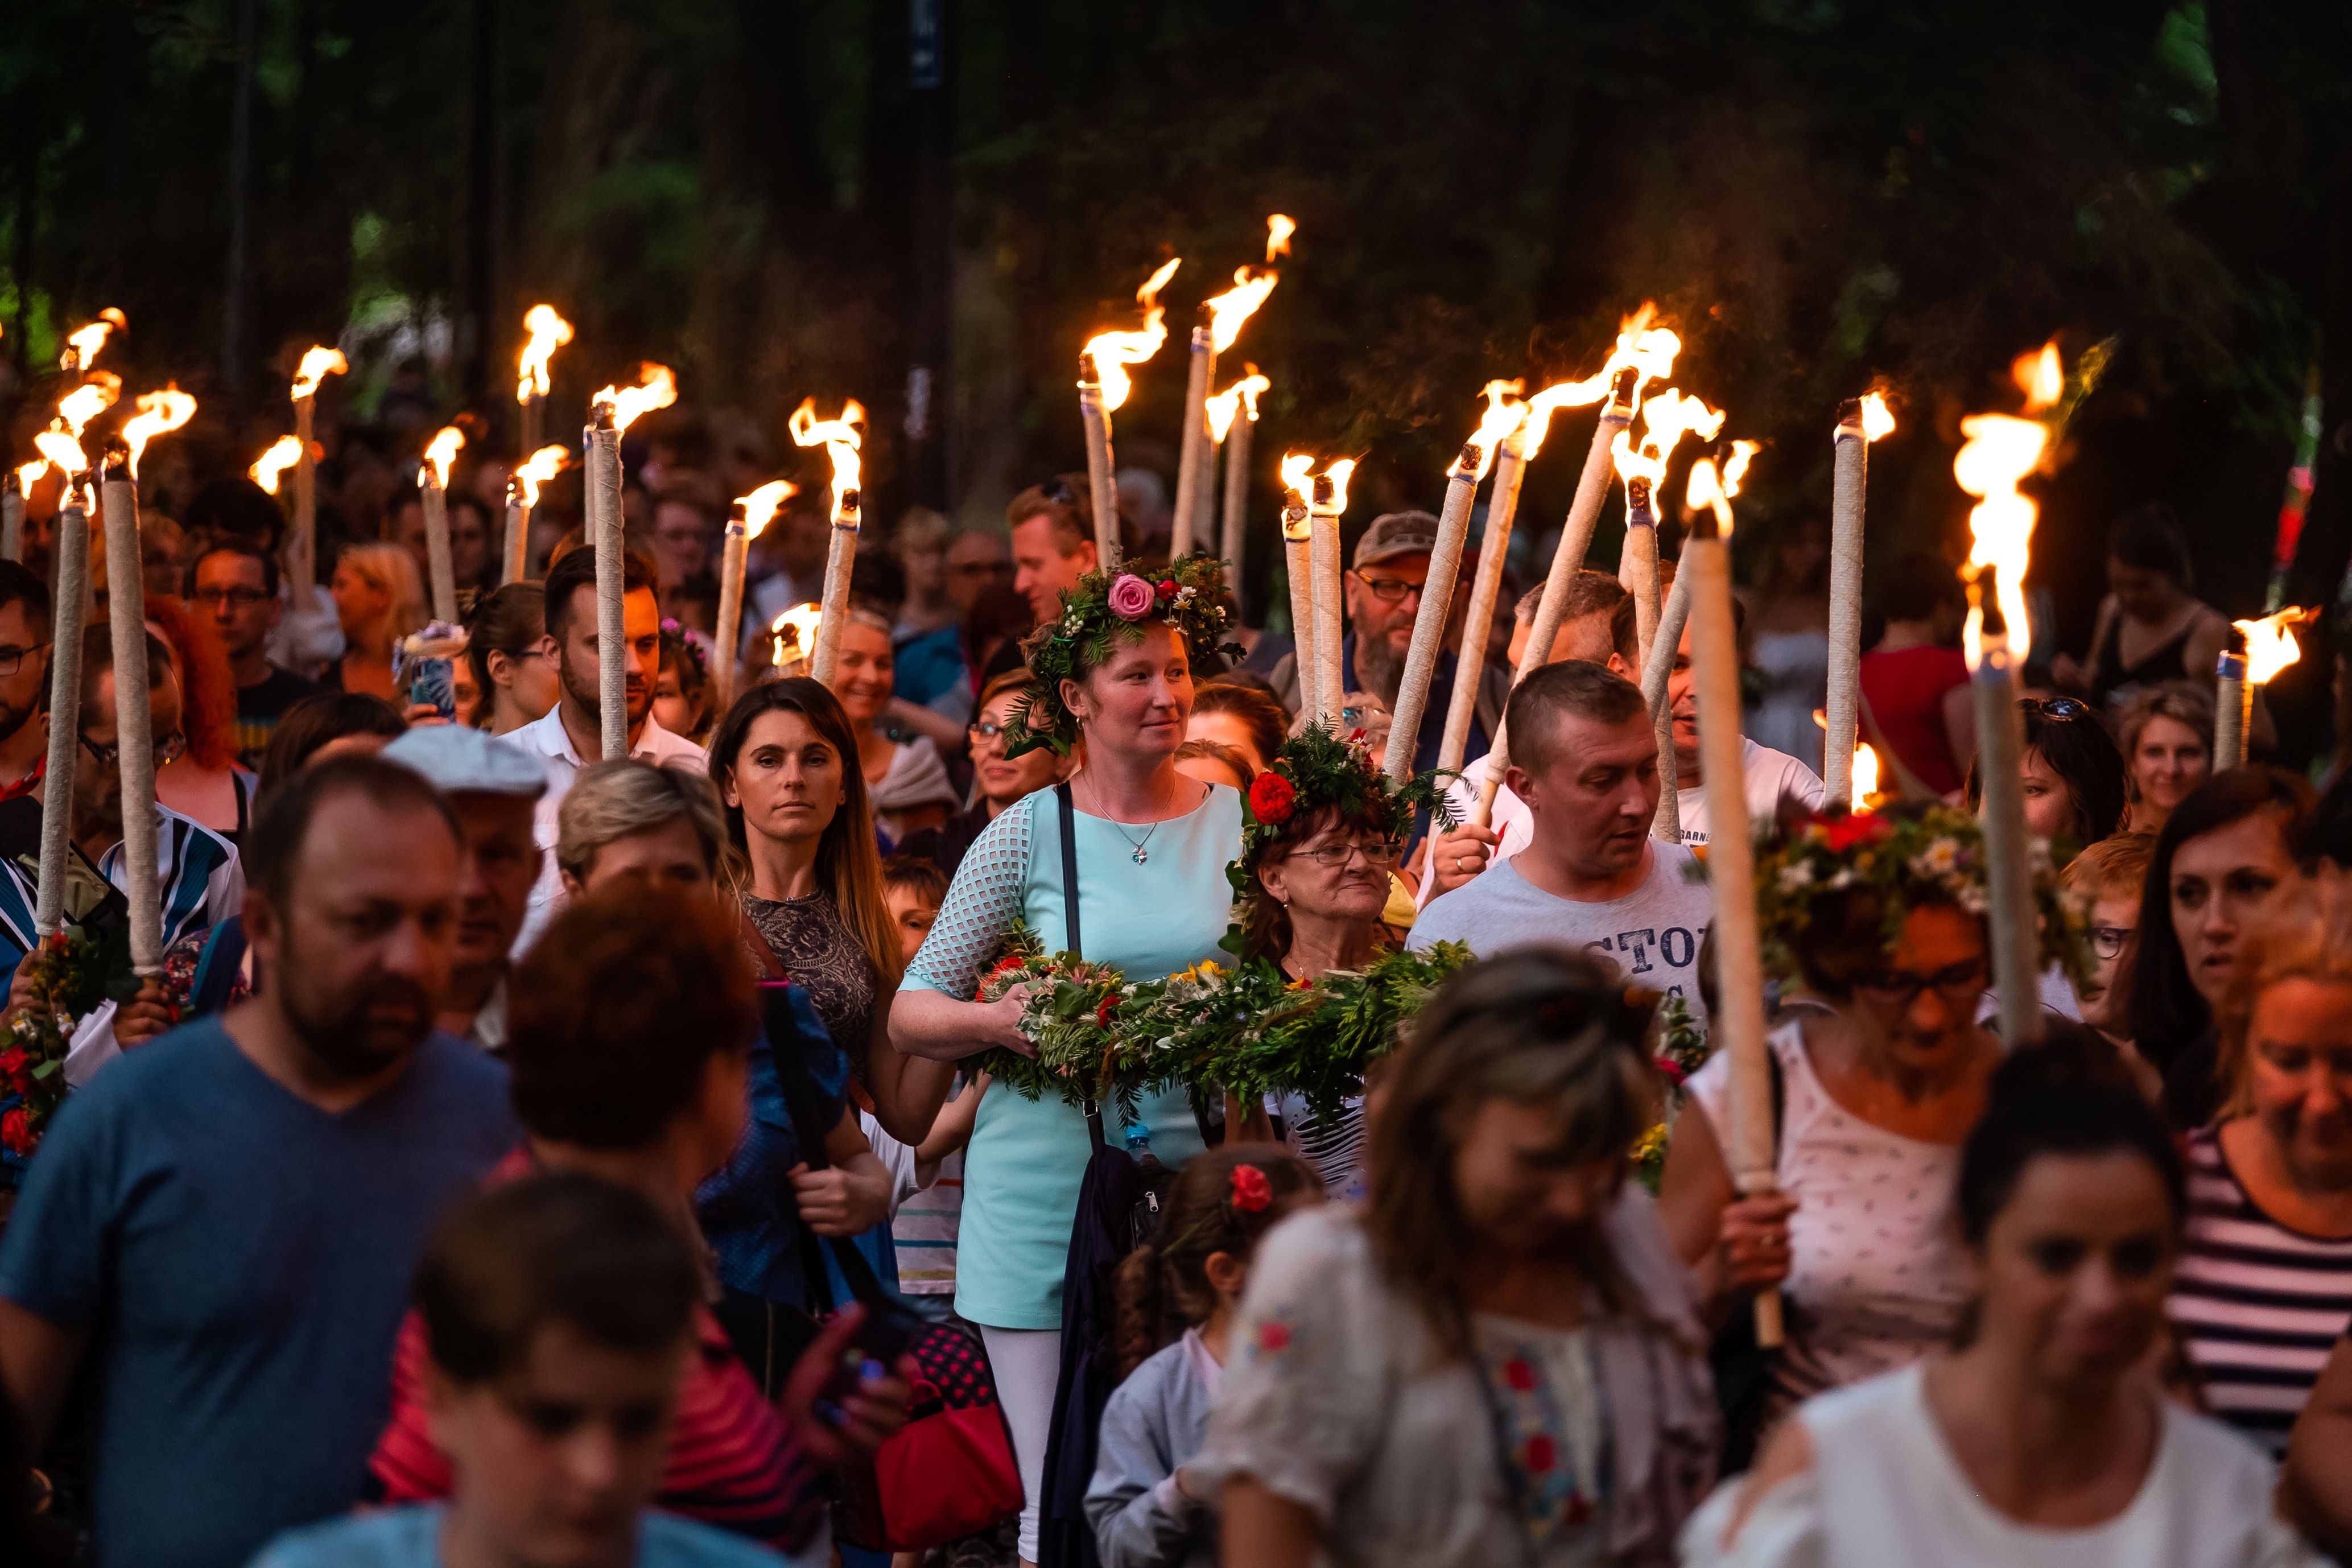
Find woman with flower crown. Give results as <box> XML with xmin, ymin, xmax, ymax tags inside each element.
<box><xmin>1657</xmin><ymin>800</ymin><xmax>2083</xmax><ymax>1453</ymax></box>
<box><xmin>890</xmin><ymin>556</ymin><xmax>1244</xmax><ymax>1568</ymax></box>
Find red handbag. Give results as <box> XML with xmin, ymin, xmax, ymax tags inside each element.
<box><xmin>835</xmin><ymin>1321</ymin><xmax>1024</xmax><ymax>1551</ymax></box>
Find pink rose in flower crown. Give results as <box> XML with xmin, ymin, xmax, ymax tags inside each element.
<box><xmin>1106</xmin><ymin>573</ymin><xmax>1157</xmax><ymax>622</ymax></box>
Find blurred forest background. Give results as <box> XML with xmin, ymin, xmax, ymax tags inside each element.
<box><xmin>3</xmin><ymin>0</ymin><xmax>2351</xmax><ymax>746</ymax></box>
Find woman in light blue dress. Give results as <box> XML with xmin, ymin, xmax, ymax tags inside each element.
<box><xmin>891</xmin><ymin>562</ymin><xmax>1241</xmax><ymax>1565</ymax></box>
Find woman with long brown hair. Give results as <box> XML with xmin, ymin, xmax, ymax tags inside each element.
<box><xmin>1195</xmin><ymin>947</ymin><xmax>1719</xmax><ymax>1566</ymax></box>
<box><xmin>707</xmin><ymin>676</ymin><xmax>953</xmax><ymax>1148</ymax></box>
<box><xmin>147</xmin><ymin>594</ymin><xmax>259</xmax><ymax>842</ymax></box>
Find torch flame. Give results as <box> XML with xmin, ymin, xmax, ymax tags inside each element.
<box><xmin>1955</xmin><ymin>412</ymin><xmax>2049</xmax><ymax>667</ymax></box>
<box><xmin>788</xmin><ymin>399</ymin><xmax>865</xmax><ymax>523</ymax></box>
<box><xmin>1265</xmin><ymin>214</ymin><xmax>1295</xmax><ymax>263</ymax></box>
<box><xmin>737</xmin><ymin>479</ymin><xmax>799</xmax><ymax>541</ymax></box>
<box><xmin>515</xmin><ymin>305</ymin><xmax>575</xmax><ymax>404</ymax></box>
<box><xmin>14</xmin><ymin>461</ymin><xmax>47</xmax><ymax>496</ymax></box>
<box><xmin>34</xmin><ymin>430</ymin><xmax>86</xmax><ymax>483</ymax></box>
<box><xmin>2235</xmin><ymin>608</ymin><xmax>2313</xmax><ymax>687</ymax></box>
<box><xmin>1204</xmin><ymin>370</ymin><xmax>1270</xmax><ymax>443</ymax></box>
<box><xmin>56</xmin><ymin>380</ymin><xmax>118</xmax><ymax>438</ymax></box>
<box><xmin>2013</xmin><ymin>340</ymin><xmax>2063</xmax><ymax>414</ymax></box>
<box><xmin>1080</xmin><ymin>257</ymin><xmax>1183</xmax><ymax>411</ymax></box>
<box><xmin>250</xmin><ymin>435</ymin><xmax>303</xmax><ymax>496</ymax></box>
<box><xmin>63</xmin><ymin>314</ymin><xmax>121</xmax><ymax>371</ymax></box>
<box><xmin>1684</xmin><ymin>442</ymin><xmax>1763</xmax><ymax>540</ymax></box>
<box><xmin>120</xmin><ymin>387</ymin><xmax>198</xmax><ymax>478</ymax></box>
<box><xmin>292</xmin><ymin>345</ymin><xmax>348</xmax><ymax>400</ymax></box>
<box><xmin>1859</xmin><ymin>391</ymin><xmax>1896</xmax><ymax>441</ymax></box>
<box><xmin>1851</xmin><ymin>741</ymin><xmax>1881</xmax><ymax>808</ymax></box>
<box><xmin>592</xmin><ymin>364</ymin><xmax>679</xmax><ymax>434</ymax></box>
<box><xmin>513</xmin><ymin>445</ymin><xmax>571</xmax><ymax>509</ymax></box>
<box><xmin>1280</xmin><ymin>452</ymin><xmax>1356</xmax><ymax>518</ymax></box>
<box><xmin>1204</xmin><ymin>268</ymin><xmax>1278</xmax><ymax>354</ymax></box>
<box><xmin>1610</xmin><ymin>387</ymin><xmax>1726</xmax><ymax>491</ymax></box>
<box><xmin>1516</xmin><ymin>306</ymin><xmax>1686</xmax><ymax>459</ymax></box>
<box><xmin>770</xmin><ymin>603</ymin><xmax>824</xmax><ymax>667</ymax></box>
<box><xmin>1449</xmin><ymin>380</ymin><xmax>1528</xmax><ymax>482</ymax></box>
<box><xmin>423</xmin><ymin>426</ymin><xmax>466</xmax><ymax>488</ymax></box>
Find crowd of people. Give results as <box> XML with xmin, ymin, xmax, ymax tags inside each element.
<box><xmin>1</xmin><ymin>395</ymin><xmax>2351</xmax><ymax>1568</ymax></box>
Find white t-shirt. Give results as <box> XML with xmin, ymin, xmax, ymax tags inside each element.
<box><xmin>1681</xmin><ymin>1361</ymin><xmax>2320</xmax><ymax>1568</ymax></box>
<box><xmin>1410</xmin><ymin>844</ymin><xmax>1714</xmax><ymax>1028</ymax></box>
<box><xmin>1424</xmin><ymin>738</ymin><xmax>1824</xmax><ymax>910</ymax></box>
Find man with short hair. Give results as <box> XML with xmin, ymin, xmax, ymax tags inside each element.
<box><xmin>382</xmin><ymin>725</ymin><xmax>548</xmax><ymax>1048</ymax></box>
<box><xmin>189</xmin><ymin>539</ymin><xmax>317</xmax><ymax>768</ymax></box>
<box><xmin>0</xmin><ymin>561</ymin><xmax>54</xmax><ymax>797</ymax></box>
<box><xmin>1269</xmin><ymin>510</ymin><xmax>1512</xmax><ymax>775</ymax></box>
<box><xmin>500</xmin><ymin>544</ymin><xmax>704</xmax><ymax>955</ymax></box>
<box><xmin>0</xmin><ymin>757</ymin><xmax>520</xmax><ymax>1568</ymax></box>
<box><xmin>943</xmin><ymin>527</ymin><xmax>1012</xmax><ymax>615</ymax></box>
<box><xmin>1410</xmin><ymin>661</ymin><xmax>1716</xmax><ymax>1024</ymax></box>
<box><xmin>651</xmin><ymin>482</ymin><xmax>718</xmax><ymax>624</ymax></box>
<box><xmin>1006</xmin><ymin>473</ymin><xmax>1134</xmax><ymax>624</ymax></box>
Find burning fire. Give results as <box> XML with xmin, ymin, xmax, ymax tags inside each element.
<box><xmin>1955</xmin><ymin>412</ymin><xmax>2049</xmax><ymax>668</ymax></box>
<box><xmin>1204</xmin><ymin>269</ymin><xmax>1278</xmax><ymax>354</ymax></box>
<box><xmin>1859</xmin><ymin>391</ymin><xmax>1896</xmax><ymax>441</ymax></box>
<box><xmin>593</xmin><ymin>364</ymin><xmax>679</xmax><ymax>433</ymax></box>
<box><xmin>1204</xmin><ymin>369</ymin><xmax>1270</xmax><ymax>443</ymax></box>
<box><xmin>1450</xmin><ymin>380</ymin><xmax>1529</xmax><ymax>482</ymax></box>
<box><xmin>14</xmin><ymin>461</ymin><xmax>47</xmax><ymax>497</ymax></box>
<box><xmin>1280</xmin><ymin>453</ymin><xmax>1356</xmax><ymax>518</ymax></box>
<box><xmin>423</xmin><ymin>426</ymin><xmax>466</xmax><ymax>488</ymax></box>
<box><xmin>1812</xmin><ymin>709</ymin><xmax>1882</xmax><ymax>810</ymax></box>
<box><xmin>513</xmin><ymin>445</ymin><xmax>570</xmax><ymax>508</ymax></box>
<box><xmin>57</xmin><ymin>379</ymin><xmax>121</xmax><ymax>438</ymax></box>
<box><xmin>1610</xmin><ymin>387</ymin><xmax>1726</xmax><ymax>491</ymax></box>
<box><xmin>1686</xmin><ymin>441</ymin><xmax>1761</xmax><ymax>538</ymax></box>
<box><xmin>1081</xmin><ymin>258</ymin><xmax>1183</xmax><ymax>411</ymax></box>
<box><xmin>1517</xmin><ymin>305</ymin><xmax>1685</xmax><ymax>458</ymax></box>
<box><xmin>2234</xmin><ymin>608</ymin><xmax>2313</xmax><ymax>687</ymax></box>
<box><xmin>292</xmin><ymin>345</ymin><xmax>348</xmax><ymax>400</ymax></box>
<box><xmin>250</xmin><ymin>435</ymin><xmax>303</xmax><ymax>496</ymax></box>
<box><xmin>770</xmin><ymin>603</ymin><xmax>824</xmax><ymax>666</ymax></box>
<box><xmin>1265</xmin><ymin>215</ymin><xmax>1295</xmax><ymax>263</ymax></box>
<box><xmin>33</xmin><ymin>429</ymin><xmax>87</xmax><ymax>485</ymax></box>
<box><xmin>737</xmin><ymin>479</ymin><xmax>799</xmax><ymax>540</ymax></box>
<box><xmin>789</xmin><ymin>399</ymin><xmax>865</xmax><ymax>523</ymax></box>
<box><xmin>516</xmin><ymin>305</ymin><xmax>575</xmax><ymax>404</ymax></box>
<box><xmin>2013</xmin><ymin>340</ymin><xmax>2062</xmax><ymax>414</ymax></box>
<box><xmin>121</xmin><ymin>387</ymin><xmax>197</xmax><ymax>477</ymax></box>
<box><xmin>62</xmin><ymin>310</ymin><xmax>125</xmax><ymax>371</ymax></box>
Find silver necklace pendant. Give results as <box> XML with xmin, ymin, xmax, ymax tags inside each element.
<box><xmin>1130</xmin><ymin>844</ymin><xmax>1149</xmax><ymax>866</ymax></box>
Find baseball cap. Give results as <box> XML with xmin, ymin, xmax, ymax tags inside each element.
<box><xmin>1352</xmin><ymin>511</ymin><xmax>1440</xmax><ymax>570</ymax></box>
<box><xmin>383</xmin><ymin>725</ymin><xmax>550</xmax><ymax>799</ymax></box>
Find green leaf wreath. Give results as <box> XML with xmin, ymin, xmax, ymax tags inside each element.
<box><xmin>1212</xmin><ymin>941</ymin><xmax>1475</xmax><ymax>1121</ymax></box>
<box><xmin>1227</xmin><ymin>722</ymin><xmax>1455</xmax><ymax>909</ymax></box>
<box><xmin>1001</xmin><ymin>553</ymin><xmax>1240</xmax><ymax>760</ymax></box>
<box><xmin>1</xmin><ymin>928</ymin><xmax>122</xmax><ymax>1158</ymax></box>
<box><xmin>972</xmin><ymin>922</ymin><xmax>1167</xmax><ymax>1123</ymax></box>
<box><xmin>1108</xmin><ymin>953</ymin><xmax>1291</xmax><ymax>1101</ymax></box>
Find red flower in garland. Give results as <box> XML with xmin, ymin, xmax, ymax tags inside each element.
<box><xmin>1816</xmin><ymin>811</ymin><xmax>1888</xmax><ymax>852</ymax></box>
<box><xmin>1156</xmin><ymin>578</ymin><xmax>1180</xmax><ymax>600</ymax></box>
<box><xmin>1231</xmin><ymin>1163</ymin><xmax>1272</xmax><ymax>1212</ymax></box>
<box><xmin>0</xmin><ymin>1108</ymin><xmax>31</xmax><ymax>1156</ymax></box>
<box><xmin>0</xmin><ymin>1046</ymin><xmax>30</xmax><ymax>1093</ymax></box>
<box><xmin>1249</xmin><ymin>772</ymin><xmax>1295</xmax><ymax>826</ymax></box>
<box><xmin>1652</xmin><ymin>1055</ymin><xmax>1689</xmax><ymax>1088</ymax></box>
<box><xmin>1095</xmin><ymin>995</ymin><xmax>1120</xmax><ymax>1028</ymax></box>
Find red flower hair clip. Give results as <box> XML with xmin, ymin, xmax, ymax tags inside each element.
<box><xmin>1231</xmin><ymin>1163</ymin><xmax>1272</xmax><ymax>1212</ymax></box>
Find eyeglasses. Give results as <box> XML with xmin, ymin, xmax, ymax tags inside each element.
<box><xmin>969</xmin><ymin>720</ymin><xmax>1009</xmax><ymax>741</ymax></box>
<box><xmin>1350</xmin><ymin>571</ymin><xmax>1423</xmax><ymax>604</ymax></box>
<box><xmin>1040</xmin><ymin>477</ymin><xmax>1076</xmax><ymax>505</ymax></box>
<box><xmin>1856</xmin><ymin>958</ymin><xmax>1988</xmax><ymax>1007</ymax></box>
<box><xmin>1295</xmin><ymin>840</ymin><xmax>1402</xmax><ymax>870</ymax></box>
<box><xmin>2090</xmin><ymin>923</ymin><xmax>2135</xmax><ymax>960</ymax></box>
<box><xmin>0</xmin><ymin>642</ymin><xmax>49</xmax><ymax>678</ymax></box>
<box><xmin>191</xmin><ymin>587</ymin><xmax>269</xmax><ymax>610</ymax></box>
<box><xmin>2021</xmin><ymin>696</ymin><xmax>2094</xmax><ymax>721</ymax></box>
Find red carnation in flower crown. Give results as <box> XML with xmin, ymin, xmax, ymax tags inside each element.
<box><xmin>1231</xmin><ymin>1163</ymin><xmax>1272</xmax><ymax>1212</ymax></box>
<box><xmin>1156</xmin><ymin>578</ymin><xmax>1179</xmax><ymax>600</ymax></box>
<box><xmin>1248</xmin><ymin>772</ymin><xmax>1295</xmax><ymax>826</ymax></box>
<box><xmin>1816</xmin><ymin>810</ymin><xmax>1889</xmax><ymax>852</ymax></box>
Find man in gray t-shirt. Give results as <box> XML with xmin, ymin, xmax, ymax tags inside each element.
<box><xmin>1411</xmin><ymin>659</ymin><xmax>1714</xmax><ymax>1026</ymax></box>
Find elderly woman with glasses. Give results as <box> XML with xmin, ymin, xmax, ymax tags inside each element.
<box><xmin>1659</xmin><ymin>802</ymin><xmax>2083</xmax><ymax>1456</ymax></box>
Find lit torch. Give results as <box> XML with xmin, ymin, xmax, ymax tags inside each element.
<box><xmin>1475</xmin><ymin>304</ymin><xmax>1682</xmax><ymax>828</ymax></box>
<box><xmin>716</xmin><ymin>479</ymin><xmax>799</xmax><ymax>709</ymax></box>
<box><xmin>59</xmin><ymin>308</ymin><xmax>125</xmax><ymax>374</ymax></box>
<box><xmin>1384</xmin><ymin>381</ymin><xmax>1527</xmax><ymax>783</ymax></box>
<box><xmin>1078</xmin><ymin>257</ymin><xmax>1182</xmax><ymax>568</ymax></box>
<box><xmin>1174</xmin><ymin>233</ymin><xmax>1286</xmax><ymax>557</ymax></box>
<box><xmin>1822</xmin><ymin>390</ymin><xmax>1898</xmax><ymax>802</ymax></box>
<box><xmin>420</xmin><ymin>425</ymin><xmax>467</xmax><ymax>624</ymax></box>
<box><xmin>1207</xmin><ymin>369</ymin><xmax>1270</xmax><ymax>610</ymax></box>
<box><xmin>1278</xmin><ymin>454</ymin><xmax>1356</xmax><ymax>731</ymax></box>
<box><xmin>515</xmin><ymin>304</ymin><xmax>575</xmax><ymax>455</ymax></box>
<box><xmin>1955</xmin><ymin>348</ymin><xmax>2059</xmax><ymax>1051</ymax></box>
<box><xmin>789</xmin><ymin>398</ymin><xmax>865</xmax><ymax>686</ymax></box>
<box><xmin>1611</xmin><ymin>387</ymin><xmax>1726</xmax><ymax>681</ymax></box>
<box><xmin>505</xmin><ymin>444</ymin><xmax>570</xmax><ymax>586</ymax></box>
<box><xmin>97</xmin><ymin>434</ymin><xmax>166</xmax><ymax>973</ymax></box>
<box><xmin>288</xmin><ymin>345</ymin><xmax>349</xmax><ymax>610</ymax></box>
<box><xmin>584</xmin><ymin>363</ymin><xmax>680</xmax><ymax>757</ymax></box>
<box><xmin>33</xmin><ymin>433</ymin><xmax>96</xmax><ymax>938</ymax></box>
<box><xmin>2215</xmin><ymin>606</ymin><xmax>2313</xmax><ymax>770</ymax></box>
<box><xmin>250</xmin><ymin>435</ymin><xmax>303</xmax><ymax>496</ymax></box>
<box><xmin>1</xmin><ymin>460</ymin><xmax>42</xmax><ymax>562</ymax></box>
<box><xmin>769</xmin><ymin>603</ymin><xmax>824</xmax><ymax>675</ymax></box>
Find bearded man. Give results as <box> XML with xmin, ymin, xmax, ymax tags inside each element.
<box><xmin>0</xmin><ymin>756</ymin><xmax>519</xmax><ymax>1568</ymax></box>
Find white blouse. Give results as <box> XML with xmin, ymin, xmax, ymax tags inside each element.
<box><xmin>1681</xmin><ymin>1363</ymin><xmax>2320</xmax><ymax>1568</ymax></box>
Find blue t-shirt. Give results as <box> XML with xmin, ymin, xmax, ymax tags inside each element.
<box><xmin>248</xmin><ymin>1503</ymin><xmax>783</xmax><ymax>1567</ymax></box>
<box><xmin>891</xmin><ymin>622</ymin><xmax>966</xmax><ymax>709</ymax></box>
<box><xmin>0</xmin><ymin>1020</ymin><xmax>520</xmax><ymax>1568</ymax></box>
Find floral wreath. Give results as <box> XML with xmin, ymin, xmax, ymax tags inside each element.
<box><xmin>1227</xmin><ymin>724</ymin><xmax>1455</xmax><ymax>905</ymax></box>
<box><xmin>1747</xmin><ymin>803</ymin><xmax>2087</xmax><ymax>991</ymax></box>
<box><xmin>1002</xmin><ymin>554</ymin><xmax>1239</xmax><ymax>758</ymax></box>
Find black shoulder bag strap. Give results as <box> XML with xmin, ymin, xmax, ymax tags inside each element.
<box><xmin>1055</xmin><ymin>782</ymin><xmax>1109</xmax><ymax>1153</ymax></box>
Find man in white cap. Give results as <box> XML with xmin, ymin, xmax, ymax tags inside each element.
<box><xmin>381</xmin><ymin>725</ymin><xmax>547</xmax><ymax>1050</ymax></box>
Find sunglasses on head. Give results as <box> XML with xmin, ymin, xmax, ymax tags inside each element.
<box><xmin>1040</xmin><ymin>477</ymin><xmax>1076</xmax><ymax>506</ymax></box>
<box><xmin>2020</xmin><ymin>696</ymin><xmax>2094</xmax><ymax>721</ymax></box>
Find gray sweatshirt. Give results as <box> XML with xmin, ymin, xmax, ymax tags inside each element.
<box><xmin>1083</xmin><ymin>1329</ymin><xmax>1222</xmax><ymax>1568</ymax></box>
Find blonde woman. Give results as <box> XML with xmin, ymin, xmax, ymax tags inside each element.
<box><xmin>2115</xmin><ymin>680</ymin><xmax>2214</xmax><ymax>835</ymax></box>
<box><xmin>828</xmin><ymin>607</ymin><xmax>958</xmax><ymax>842</ymax></box>
<box><xmin>327</xmin><ymin>542</ymin><xmax>428</xmax><ymax>701</ymax></box>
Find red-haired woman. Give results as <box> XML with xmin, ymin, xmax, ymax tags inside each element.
<box><xmin>148</xmin><ymin>594</ymin><xmax>259</xmax><ymax>844</ymax></box>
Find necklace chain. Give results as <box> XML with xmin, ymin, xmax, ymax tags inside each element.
<box><xmin>1087</xmin><ymin>773</ymin><xmax>1182</xmax><ymax>866</ymax></box>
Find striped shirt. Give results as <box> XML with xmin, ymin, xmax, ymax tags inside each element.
<box><xmin>2168</xmin><ymin>1125</ymin><xmax>2352</xmax><ymax>1455</ymax></box>
<box><xmin>0</xmin><ymin>799</ymin><xmax>243</xmax><ymax>969</ymax></box>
